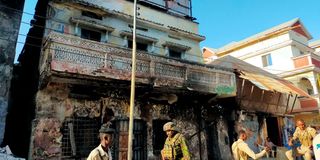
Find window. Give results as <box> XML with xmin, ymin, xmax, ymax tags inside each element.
<box><xmin>128</xmin><ymin>40</ymin><xmax>148</xmax><ymax>51</ymax></box>
<box><xmin>262</xmin><ymin>54</ymin><xmax>272</xmax><ymax>67</ymax></box>
<box><xmin>169</xmin><ymin>49</ymin><xmax>182</xmax><ymax>59</ymax></box>
<box><xmin>81</xmin><ymin>28</ymin><xmax>101</xmax><ymax>42</ymax></box>
<box><xmin>299</xmin><ymin>51</ymin><xmax>305</xmax><ymax>55</ymax></box>
<box><xmin>82</xmin><ymin>11</ymin><xmax>102</xmax><ymax>20</ymax></box>
<box><xmin>163</xmin><ymin>41</ymin><xmax>190</xmax><ymax>59</ymax></box>
<box><xmin>61</xmin><ymin>117</ymin><xmax>101</xmax><ymax>158</ymax></box>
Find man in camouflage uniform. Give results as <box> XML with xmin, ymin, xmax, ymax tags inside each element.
<box><xmin>161</xmin><ymin>122</ymin><xmax>190</xmax><ymax>160</ymax></box>
<box><xmin>285</xmin><ymin>119</ymin><xmax>317</xmax><ymax>160</ymax></box>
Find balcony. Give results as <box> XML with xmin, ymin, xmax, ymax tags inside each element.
<box><xmin>40</xmin><ymin>32</ymin><xmax>236</xmax><ymax>95</ymax></box>
<box><xmin>292</xmin><ymin>53</ymin><xmax>320</xmax><ymax>69</ymax></box>
<box><xmin>293</xmin><ymin>95</ymin><xmax>320</xmax><ymax>113</ymax></box>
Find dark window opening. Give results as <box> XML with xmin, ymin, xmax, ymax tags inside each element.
<box><xmin>61</xmin><ymin>117</ymin><xmax>101</xmax><ymax>159</ymax></box>
<box><xmin>128</xmin><ymin>40</ymin><xmax>148</xmax><ymax>51</ymax></box>
<box><xmin>152</xmin><ymin>120</ymin><xmax>169</xmax><ymax>155</ymax></box>
<box><xmin>82</xmin><ymin>11</ymin><xmax>102</xmax><ymax>20</ymax></box>
<box><xmin>128</xmin><ymin>24</ymin><xmax>148</xmax><ymax>32</ymax></box>
<box><xmin>81</xmin><ymin>28</ymin><xmax>101</xmax><ymax>42</ymax></box>
<box><xmin>169</xmin><ymin>49</ymin><xmax>182</xmax><ymax>59</ymax></box>
<box><xmin>307</xmin><ymin>88</ymin><xmax>314</xmax><ymax>95</ymax></box>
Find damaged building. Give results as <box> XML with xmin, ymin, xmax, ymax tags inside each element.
<box><xmin>5</xmin><ymin>0</ymin><xmax>238</xmax><ymax>159</ymax></box>
<box><xmin>210</xmin><ymin>56</ymin><xmax>310</xmax><ymax>158</ymax></box>
<box><xmin>0</xmin><ymin>0</ymin><xmax>25</xmax><ymax>145</ymax></box>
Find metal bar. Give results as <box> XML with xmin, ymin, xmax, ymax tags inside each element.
<box><xmin>289</xmin><ymin>94</ymin><xmax>298</xmax><ymax>114</ymax></box>
<box><xmin>68</xmin><ymin>123</ymin><xmax>77</xmax><ymax>156</ymax></box>
<box><xmin>189</xmin><ymin>0</ymin><xmax>192</xmax><ymax>17</ymax></box>
<box><xmin>128</xmin><ymin>0</ymin><xmax>138</xmax><ymax>159</ymax></box>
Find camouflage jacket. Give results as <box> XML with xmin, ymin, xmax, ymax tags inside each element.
<box><xmin>162</xmin><ymin>133</ymin><xmax>190</xmax><ymax>160</ymax></box>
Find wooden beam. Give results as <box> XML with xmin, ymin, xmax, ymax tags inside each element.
<box><xmin>284</xmin><ymin>94</ymin><xmax>292</xmax><ymax>115</ymax></box>
<box><xmin>289</xmin><ymin>94</ymin><xmax>298</xmax><ymax>114</ymax></box>
<box><xmin>274</xmin><ymin>92</ymin><xmax>282</xmax><ymax>113</ymax></box>
<box><xmin>249</xmin><ymin>85</ymin><xmax>255</xmax><ymax>100</ymax></box>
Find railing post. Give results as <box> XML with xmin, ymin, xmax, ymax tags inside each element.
<box><xmin>150</xmin><ymin>61</ymin><xmax>155</xmax><ymax>78</ymax></box>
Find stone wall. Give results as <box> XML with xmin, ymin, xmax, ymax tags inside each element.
<box><xmin>0</xmin><ymin>0</ymin><xmax>25</xmax><ymax>145</ymax></box>
<box><xmin>30</xmin><ymin>82</ymin><xmax>214</xmax><ymax>159</ymax></box>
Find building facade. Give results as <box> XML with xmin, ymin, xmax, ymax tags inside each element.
<box><xmin>8</xmin><ymin>0</ymin><xmax>238</xmax><ymax>159</ymax></box>
<box><xmin>0</xmin><ymin>0</ymin><xmax>25</xmax><ymax>145</ymax></box>
<box><xmin>204</xmin><ymin>18</ymin><xmax>320</xmax><ymax>115</ymax></box>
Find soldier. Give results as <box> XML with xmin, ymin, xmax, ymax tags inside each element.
<box><xmin>232</xmin><ymin>130</ymin><xmax>269</xmax><ymax>160</ymax></box>
<box><xmin>285</xmin><ymin>119</ymin><xmax>317</xmax><ymax>160</ymax></box>
<box><xmin>161</xmin><ymin>122</ymin><xmax>190</xmax><ymax>160</ymax></box>
<box><xmin>87</xmin><ymin>124</ymin><xmax>115</xmax><ymax>160</ymax></box>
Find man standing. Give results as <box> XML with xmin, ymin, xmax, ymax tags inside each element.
<box><xmin>232</xmin><ymin>130</ymin><xmax>269</xmax><ymax>160</ymax></box>
<box><xmin>161</xmin><ymin>122</ymin><xmax>190</xmax><ymax>160</ymax></box>
<box><xmin>87</xmin><ymin>124</ymin><xmax>115</xmax><ymax>160</ymax></box>
<box><xmin>285</xmin><ymin>119</ymin><xmax>317</xmax><ymax>160</ymax></box>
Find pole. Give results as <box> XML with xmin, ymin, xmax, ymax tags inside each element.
<box><xmin>127</xmin><ymin>0</ymin><xmax>137</xmax><ymax>159</ymax></box>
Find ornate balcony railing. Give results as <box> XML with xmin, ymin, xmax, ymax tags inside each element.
<box><xmin>40</xmin><ymin>32</ymin><xmax>236</xmax><ymax>95</ymax></box>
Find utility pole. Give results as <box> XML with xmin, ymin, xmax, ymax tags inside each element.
<box><xmin>127</xmin><ymin>0</ymin><xmax>137</xmax><ymax>159</ymax></box>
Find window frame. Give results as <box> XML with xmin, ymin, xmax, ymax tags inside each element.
<box><xmin>168</xmin><ymin>48</ymin><xmax>183</xmax><ymax>59</ymax></box>
<box><xmin>262</xmin><ymin>54</ymin><xmax>272</xmax><ymax>67</ymax></box>
<box><xmin>80</xmin><ymin>27</ymin><xmax>102</xmax><ymax>42</ymax></box>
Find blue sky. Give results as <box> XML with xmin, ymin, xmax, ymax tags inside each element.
<box><xmin>15</xmin><ymin>0</ymin><xmax>320</xmax><ymax>62</ymax></box>
<box><xmin>192</xmin><ymin>0</ymin><xmax>320</xmax><ymax>49</ymax></box>
<box><xmin>15</xmin><ymin>0</ymin><xmax>37</xmax><ymax>62</ymax></box>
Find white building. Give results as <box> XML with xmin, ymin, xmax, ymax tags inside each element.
<box><xmin>204</xmin><ymin>18</ymin><xmax>320</xmax><ymax>116</ymax></box>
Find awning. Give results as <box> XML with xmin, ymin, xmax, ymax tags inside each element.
<box><xmin>209</xmin><ymin>55</ymin><xmax>309</xmax><ymax>97</ymax></box>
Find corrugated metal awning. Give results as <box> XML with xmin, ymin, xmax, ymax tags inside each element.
<box><xmin>240</xmin><ymin>71</ymin><xmax>309</xmax><ymax>97</ymax></box>
<box><xmin>209</xmin><ymin>55</ymin><xmax>309</xmax><ymax>97</ymax></box>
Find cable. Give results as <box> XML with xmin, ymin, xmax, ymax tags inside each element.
<box><xmin>0</xmin><ymin>3</ymin><xmax>205</xmax><ymax>58</ymax></box>
<box><xmin>2</xmin><ymin>3</ymin><xmax>317</xmax><ymax>78</ymax></box>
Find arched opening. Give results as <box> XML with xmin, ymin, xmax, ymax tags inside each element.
<box><xmin>298</xmin><ymin>77</ymin><xmax>314</xmax><ymax>95</ymax></box>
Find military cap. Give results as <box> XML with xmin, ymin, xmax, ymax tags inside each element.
<box><xmin>163</xmin><ymin>121</ymin><xmax>178</xmax><ymax>131</ymax></box>
<box><xmin>99</xmin><ymin>123</ymin><xmax>115</xmax><ymax>133</ymax></box>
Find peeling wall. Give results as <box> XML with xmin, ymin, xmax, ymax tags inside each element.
<box><xmin>0</xmin><ymin>0</ymin><xmax>24</xmax><ymax>144</ymax></box>
<box><xmin>234</xmin><ymin>112</ymin><xmax>266</xmax><ymax>153</ymax></box>
<box><xmin>30</xmin><ymin>83</ymin><xmax>223</xmax><ymax>159</ymax></box>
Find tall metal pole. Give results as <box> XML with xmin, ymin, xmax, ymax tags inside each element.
<box><xmin>127</xmin><ymin>0</ymin><xmax>137</xmax><ymax>159</ymax></box>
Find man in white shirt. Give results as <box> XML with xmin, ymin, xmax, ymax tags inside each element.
<box><xmin>232</xmin><ymin>130</ymin><xmax>269</xmax><ymax>160</ymax></box>
<box><xmin>87</xmin><ymin>124</ymin><xmax>114</xmax><ymax>160</ymax></box>
<box><xmin>285</xmin><ymin>119</ymin><xmax>316</xmax><ymax>160</ymax></box>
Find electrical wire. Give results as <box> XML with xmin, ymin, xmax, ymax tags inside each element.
<box><xmin>2</xmin><ymin>3</ymin><xmax>319</xmax><ymax>80</ymax></box>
